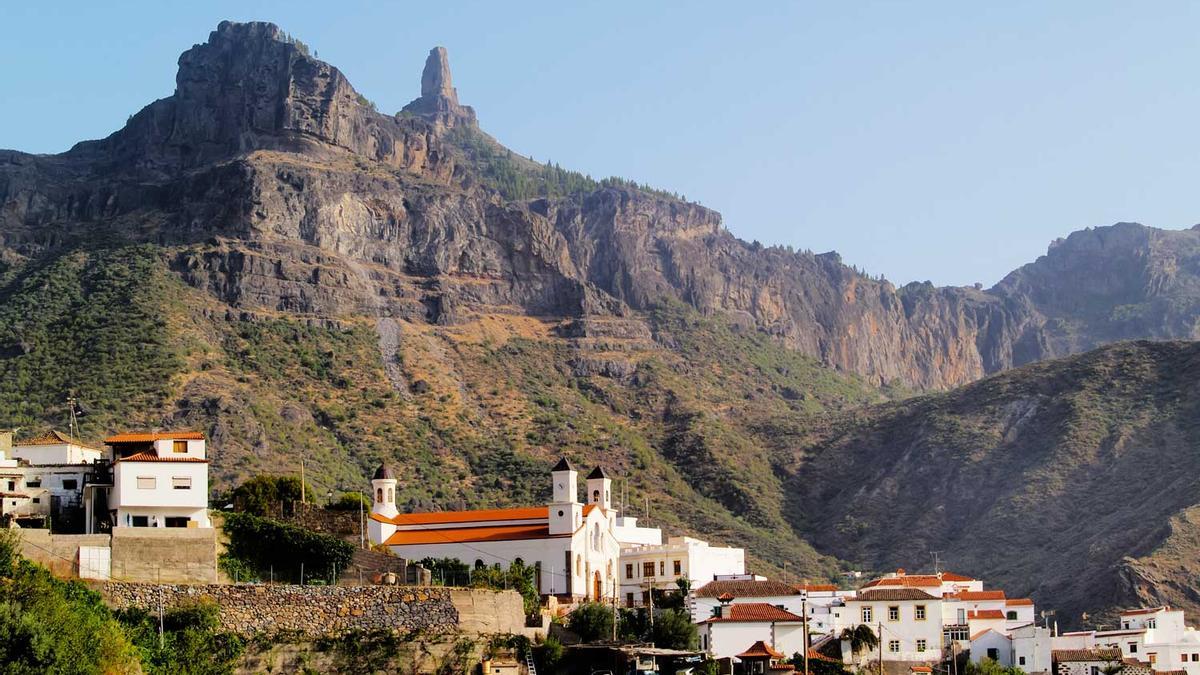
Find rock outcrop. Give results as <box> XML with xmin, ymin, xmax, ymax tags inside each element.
<box><xmin>3</xmin><ymin>21</ymin><xmax>1200</xmax><ymax>390</ymax></box>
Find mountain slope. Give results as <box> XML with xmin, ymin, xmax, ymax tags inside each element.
<box><xmin>777</xmin><ymin>340</ymin><xmax>1200</xmax><ymax>624</ymax></box>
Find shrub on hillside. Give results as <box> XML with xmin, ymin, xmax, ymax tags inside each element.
<box><xmin>115</xmin><ymin>599</ymin><xmax>244</xmax><ymax>675</ymax></box>
<box><xmin>231</xmin><ymin>475</ymin><xmax>315</xmax><ymax>517</ymax></box>
<box><xmin>221</xmin><ymin>511</ymin><xmax>354</xmax><ymax>584</ymax></box>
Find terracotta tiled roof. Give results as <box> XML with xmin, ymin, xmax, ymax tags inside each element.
<box><xmin>808</xmin><ymin>648</ymin><xmax>840</xmax><ymax>663</ymax></box>
<box><xmin>115</xmin><ymin>449</ymin><xmax>205</xmax><ymax>458</ymax></box>
<box><xmin>947</xmin><ymin>590</ymin><xmax>1006</xmax><ymax>601</ymax></box>
<box><xmin>969</xmin><ymin>610</ymin><xmax>1006</xmax><ymax>620</ymax></box>
<box><xmin>863</xmin><ymin>575</ymin><xmax>943</xmax><ymax>588</ymax></box>
<box><xmin>703</xmin><ymin>603</ymin><xmax>805</xmax><ymax>623</ymax></box>
<box><xmin>1121</xmin><ymin>606</ymin><xmax>1168</xmax><ymax>616</ymax></box>
<box><xmin>940</xmin><ymin>572</ymin><xmax>976</xmax><ymax>582</ymax></box>
<box><xmin>911</xmin><ymin>667</ymin><xmax>933</xmax><ymax>673</ymax></box>
<box><xmin>384</xmin><ymin>523</ymin><xmax>567</xmax><ymax>546</ymax></box>
<box><xmin>796</xmin><ymin>583</ymin><xmax>839</xmax><ymax>592</ymax></box>
<box><xmin>855</xmin><ymin>588</ymin><xmax>938</xmax><ymax>601</ymax></box>
<box><xmin>375</xmin><ymin>506</ymin><xmax>548</xmax><ymax>526</ymax></box>
<box><xmin>717</xmin><ymin>592</ymin><xmax>735</xmax><ymax>601</ymax></box>
<box><xmin>1053</xmin><ymin>649</ymin><xmax>1122</xmax><ymax>663</ymax></box>
<box><xmin>737</xmin><ymin>640</ymin><xmax>785</xmax><ymax>659</ymax></box>
<box><xmin>1006</xmin><ymin>598</ymin><xmax>1034</xmax><ymax>606</ymax></box>
<box><xmin>695</xmin><ymin>579</ymin><xmax>802</xmax><ymax>598</ymax></box>
<box><xmin>116</xmin><ymin>452</ymin><xmax>207</xmax><ymax>463</ymax></box>
<box><xmin>106</xmin><ymin>431</ymin><xmax>205</xmax><ymax>443</ymax></box>
<box><xmin>0</xmin><ymin>492</ymin><xmax>30</xmax><ymax>498</ymax></box>
<box><xmin>14</xmin><ymin>430</ymin><xmax>99</xmax><ymax>450</ymax></box>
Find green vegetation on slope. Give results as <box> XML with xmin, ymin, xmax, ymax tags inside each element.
<box><xmin>0</xmin><ymin>246</ymin><xmax>186</xmax><ymax>435</ymax></box>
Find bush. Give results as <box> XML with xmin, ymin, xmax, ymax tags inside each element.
<box><xmin>327</xmin><ymin>492</ymin><xmax>369</xmax><ymax>511</ymax></box>
<box><xmin>0</xmin><ymin>529</ymin><xmax>142</xmax><ymax>673</ymax></box>
<box><xmin>566</xmin><ymin>602</ymin><xmax>614</xmax><ymax>643</ymax></box>
<box><xmin>221</xmin><ymin>511</ymin><xmax>354</xmax><ymax>584</ymax></box>
<box><xmin>651</xmin><ymin>608</ymin><xmax>698</xmax><ymax>650</ymax></box>
<box><xmin>116</xmin><ymin>599</ymin><xmax>245</xmax><ymax>675</ymax></box>
<box><xmin>231</xmin><ymin>476</ymin><xmax>314</xmax><ymax>517</ymax></box>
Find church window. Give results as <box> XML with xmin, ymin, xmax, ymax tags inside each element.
<box><xmin>387</xmin><ymin>488</ymin><xmax>393</xmax><ymax>502</ymax></box>
<box><xmin>377</xmin><ymin>488</ymin><xmax>383</xmax><ymax>502</ymax></box>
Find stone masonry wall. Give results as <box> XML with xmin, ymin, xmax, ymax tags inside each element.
<box><xmin>96</xmin><ymin>583</ymin><xmax>486</xmax><ymax>638</ymax></box>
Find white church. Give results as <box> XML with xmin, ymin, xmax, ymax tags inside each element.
<box><xmin>368</xmin><ymin>458</ymin><xmax>625</xmax><ymax>600</ymax></box>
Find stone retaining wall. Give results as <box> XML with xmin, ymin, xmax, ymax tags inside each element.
<box><xmin>96</xmin><ymin>583</ymin><xmax>532</xmax><ymax>638</ymax></box>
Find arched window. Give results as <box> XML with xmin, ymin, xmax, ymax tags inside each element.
<box><xmin>575</xmin><ymin>554</ymin><xmax>582</xmax><ymax>575</ymax></box>
<box><xmin>593</xmin><ymin>523</ymin><xmax>601</xmax><ymax>551</ymax></box>
<box><xmin>606</xmin><ymin>561</ymin><xmax>612</xmax><ymax>578</ymax></box>
<box><xmin>592</xmin><ymin>489</ymin><xmax>600</xmax><ymax>503</ymax></box>
<box><xmin>387</xmin><ymin>488</ymin><xmax>394</xmax><ymax>503</ymax></box>
<box><xmin>475</xmin><ymin>559</ymin><xmax>485</xmax><ymax>570</ymax></box>
<box><xmin>376</xmin><ymin>488</ymin><xmax>383</xmax><ymax>502</ymax></box>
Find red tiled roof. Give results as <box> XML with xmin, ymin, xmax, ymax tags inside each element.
<box><xmin>948</xmin><ymin>591</ymin><xmax>1006</xmax><ymax>601</ymax></box>
<box><xmin>969</xmin><ymin>610</ymin><xmax>1006</xmax><ymax>620</ymax></box>
<box><xmin>384</xmin><ymin>523</ymin><xmax>567</xmax><ymax>546</ymax></box>
<box><xmin>116</xmin><ymin>452</ymin><xmax>207</xmax><ymax>463</ymax></box>
<box><xmin>695</xmin><ymin>579</ymin><xmax>802</xmax><ymax>598</ymax></box>
<box><xmin>796</xmin><ymin>583</ymin><xmax>839</xmax><ymax>592</ymax></box>
<box><xmin>940</xmin><ymin>572</ymin><xmax>976</xmax><ymax>582</ymax></box>
<box><xmin>106</xmin><ymin>431</ymin><xmax>205</xmax><ymax>443</ymax></box>
<box><xmin>14</xmin><ymin>430</ymin><xmax>99</xmax><ymax>450</ymax></box>
<box><xmin>375</xmin><ymin>506</ymin><xmax>548</xmax><ymax>526</ymax></box>
<box><xmin>911</xmin><ymin>667</ymin><xmax>933</xmax><ymax>673</ymax></box>
<box><xmin>863</xmin><ymin>576</ymin><xmax>942</xmax><ymax>588</ymax></box>
<box><xmin>717</xmin><ymin>592</ymin><xmax>735</xmax><ymax>601</ymax></box>
<box><xmin>1006</xmin><ymin>598</ymin><xmax>1034</xmax><ymax>607</ymax></box>
<box><xmin>855</xmin><ymin>588</ymin><xmax>938</xmax><ymax>601</ymax></box>
<box><xmin>1054</xmin><ymin>649</ymin><xmax>1122</xmax><ymax>663</ymax></box>
<box><xmin>737</xmin><ymin>640</ymin><xmax>785</xmax><ymax>659</ymax></box>
<box><xmin>808</xmin><ymin>648</ymin><xmax>840</xmax><ymax>663</ymax></box>
<box><xmin>704</xmin><ymin>603</ymin><xmax>805</xmax><ymax>623</ymax></box>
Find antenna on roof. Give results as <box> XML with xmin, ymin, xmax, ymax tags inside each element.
<box><xmin>66</xmin><ymin>392</ymin><xmax>79</xmax><ymax>440</ymax></box>
<box><xmin>930</xmin><ymin>550</ymin><xmax>943</xmax><ymax>575</ymax></box>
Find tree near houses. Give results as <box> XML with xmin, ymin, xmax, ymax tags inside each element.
<box><xmin>839</xmin><ymin>623</ymin><xmax>879</xmax><ymax>656</ymax></box>
<box><xmin>567</xmin><ymin>602</ymin><xmax>615</xmax><ymax>643</ymax></box>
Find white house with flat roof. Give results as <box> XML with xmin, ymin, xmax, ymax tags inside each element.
<box><xmin>107</xmin><ymin>431</ymin><xmax>210</xmax><ymax>529</ymax></box>
<box><xmin>617</xmin><ymin>534</ymin><xmax>745</xmax><ymax>607</ymax></box>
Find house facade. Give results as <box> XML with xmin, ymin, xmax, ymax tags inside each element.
<box><xmin>841</xmin><ymin>588</ymin><xmax>943</xmax><ymax>665</ymax></box>
<box><xmin>368</xmin><ymin>459</ymin><xmax>622</xmax><ymax>601</ymax></box>
<box><xmin>698</xmin><ymin>599</ymin><xmax>807</xmax><ymax>661</ymax></box>
<box><xmin>617</xmin><ymin>534</ymin><xmax>745</xmax><ymax>607</ymax></box>
<box><xmin>107</xmin><ymin>432</ymin><xmax>211</xmax><ymax>529</ymax></box>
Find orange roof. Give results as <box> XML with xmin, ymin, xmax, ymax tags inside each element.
<box><xmin>864</xmin><ymin>575</ymin><xmax>942</xmax><ymax>588</ymax></box>
<box><xmin>1006</xmin><ymin>598</ymin><xmax>1034</xmax><ymax>607</ymax></box>
<box><xmin>969</xmin><ymin>610</ymin><xmax>1006</xmax><ymax>620</ymax></box>
<box><xmin>911</xmin><ymin>667</ymin><xmax>933</xmax><ymax>673</ymax></box>
<box><xmin>949</xmin><ymin>591</ymin><xmax>1006</xmax><ymax>601</ymax></box>
<box><xmin>940</xmin><ymin>572</ymin><xmax>976</xmax><ymax>582</ymax></box>
<box><xmin>15</xmin><ymin>430</ymin><xmax>99</xmax><ymax>450</ymax></box>
<box><xmin>375</xmin><ymin>505</ymin><xmax>548</xmax><ymax>526</ymax></box>
<box><xmin>808</xmin><ymin>648</ymin><xmax>840</xmax><ymax>663</ymax></box>
<box><xmin>106</xmin><ymin>431</ymin><xmax>205</xmax><ymax>443</ymax></box>
<box><xmin>116</xmin><ymin>451</ymin><xmax>207</xmax><ymax>463</ymax></box>
<box><xmin>704</xmin><ymin>603</ymin><xmax>805</xmax><ymax>623</ymax></box>
<box><xmin>737</xmin><ymin>640</ymin><xmax>785</xmax><ymax>659</ymax></box>
<box><xmin>384</xmin><ymin>523</ymin><xmax>565</xmax><ymax>546</ymax></box>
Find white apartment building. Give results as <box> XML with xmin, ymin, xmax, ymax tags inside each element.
<box><xmin>617</xmin><ymin>534</ymin><xmax>745</xmax><ymax>607</ymax></box>
<box><xmin>107</xmin><ymin>432</ymin><xmax>211</xmax><ymax>529</ymax></box>
<box><xmin>841</xmin><ymin>588</ymin><xmax>944</xmax><ymax>665</ymax></box>
<box><xmin>1080</xmin><ymin>607</ymin><xmax>1200</xmax><ymax>675</ymax></box>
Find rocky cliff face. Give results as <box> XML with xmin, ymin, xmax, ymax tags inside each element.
<box><xmin>3</xmin><ymin>21</ymin><xmax>1200</xmax><ymax>390</ymax></box>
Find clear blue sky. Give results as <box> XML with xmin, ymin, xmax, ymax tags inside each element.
<box><xmin>4</xmin><ymin>1</ymin><xmax>1199</xmax><ymax>286</ymax></box>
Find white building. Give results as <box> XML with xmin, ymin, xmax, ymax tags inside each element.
<box><xmin>841</xmin><ymin>588</ymin><xmax>944</xmax><ymax>665</ymax></box>
<box><xmin>0</xmin><ymin>430</ymin><xmax>104</xmax><ymax>524</ymax></box>
<box><xmin>12</xmin><ymin>431</ymin><xmax>103</xmax><ymax>465</ymax></box>
<box><xmin>617</xmin><ymin>533</ymin><xmax>745</xmax><ymax>607</ymax></box>
<box><xmin>107</xmin><ymin>431</ymin><xmax>211</xmax><ymax>529</ymax></box>
<box><xmin>1084</xmin><ymin>607</ymin><xmax>1200</xmax><ymax>675</ymax></box>
<box><xmin>697</xmin><ymin>597</ymin><xmax>808</xmax><ymax>661</ymax></box>
<box><xmin>368</xmin><ymin>458</ymin><xmax>622</xmax><ymax>601</ymax></box>
<box><xmin>1010</xmin><ymin>623</ymin><xmax>1054</xmax><ymax>673</ymax></box>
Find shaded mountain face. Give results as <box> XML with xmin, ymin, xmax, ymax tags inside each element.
<box><xmin>775</xmin><ymin>340</ymin><xmax>1200</xmax><ymax>625</ymax></box>
<box><xmin>7</xmin><ymin>21</ymin><xmax>1200</xmax><ymax>392</ymax></box>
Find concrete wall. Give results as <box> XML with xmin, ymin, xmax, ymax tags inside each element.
<box><xmin>96</xmin><ymin>583</ymin><xmax>533</xmax><ymax>639</ymax></box>
<box><xmin>111</xmin><ymin>526</ymin><xmax>217</xmax><ymax>583</ymax></box>
<box><xmin>18</xmin><ymin>529</ymin><xmax>110</xmax><ymax>577</ymax></box>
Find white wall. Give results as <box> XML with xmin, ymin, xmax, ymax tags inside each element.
<box><xmin>843</xmin><ymin>599</ymin><xmax>943</xmax><ymax>663</ymax></box>
<box><xmin>113</xmin><ymin>461</ymin><xmax>209</xmax><ymax>527</ymax></box>
<box><xmin>700</xmin><ymin>620</ymin><xmax>807</xmax><ymax>661</ymax></box>
<box><xmin>971</xmin><ymin>631</ymin><xmax>1013</xmax><ymax>666</ymax></box>
<box><xmin>1011</xmin><ymin>624</ymin><xmax>1053</xmax><ymax>673</ymax></box>
<box><xmin>11</xmin><ymin>443</ymin><xmax>102</xmax><ymax>465</ymax></box>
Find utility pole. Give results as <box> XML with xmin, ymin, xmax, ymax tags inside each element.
<box><xmin>878</xmin><ymin>620</ymin><xmax>883</xmax><ymax>675</ymax></box>
<box><xmin>358</xmin><ymin>489</ymin><xmax>365</xmax><ymax>549</ymax></box>
<box><xmin>802</xmin><ymin>582</ymin><xmax>810</xmax><ymax>675</ymax></box>
<box><xmin>300</xmin><ymin>460</ymin><xmax>306</xmax><ymax>504</ymax></box>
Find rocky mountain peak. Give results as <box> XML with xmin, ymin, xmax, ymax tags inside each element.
<box><xmin>420</xmin><ymin>47</ymin><xmax>458</xmax><ymax>102</ymax></box>
<box><xmin>403</xmin><ymin>46</ymin><xmax>476</xmax><ymax>128</ymax></box>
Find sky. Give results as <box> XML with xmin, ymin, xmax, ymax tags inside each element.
<box><xmin>3</xmin><ymin>1</ymin><xmax>1199</xmax><ymax>286</ymax></box>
